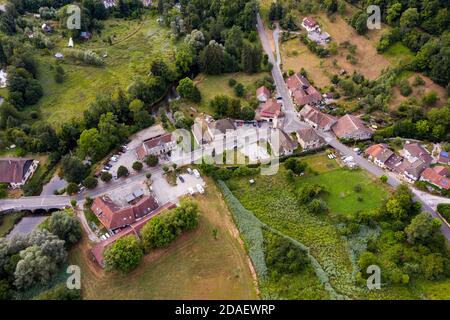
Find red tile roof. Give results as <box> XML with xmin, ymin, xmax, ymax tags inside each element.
<box><xmin>404</xmin><ymin>143</ymin><xmax>432</xmax><ymax>165</ymax></box>
<box><xmin>332</xmin><ymin>114</ymin><xmax>372</xmax><ymax>139</ymax></box>
<box><xmin>260</xmin><ymin>98</ymin><xmax>282</xmax><ymax>119</ymax></box>
<box><xmin>90</xmin><ymin>202</ymin><xmax>177</xmax><ymax>267</ymax></box>
<box><xmin>137</xmin><ymin>133</ymin><xmax>173</xmax><ymax>159</ymax></box>
<box><xmin>302</xmin><ymin>17</ymin><xmax>318</xmax><ymax>28</ymax></box>
<box><xmin>256</xmin><ymin>86</ymin><xmax>271</xmax><ymax>99</ymax></box>
<box><xmin>421</xmin><ymin>167</ymin><xmax>450</xmax><ymax>190</ymax></box>
<box><xmin>0</xmin><ymin>158</ymin><xmax>34</xmax><ymax>184</ymax></box>
<box><xmin>299</xmin><ymin>105</ymin><xmax>336</xmax><ymax>130</ymax></box>
<box><xmin>91</xmin><ymin>194</ymin><xmax>159</xmax><ymax>230</ymax></box>
<box><xmin>364</xmin><ymin>144</ymin><xmax>394</xmax><ymax>163</ymax></box>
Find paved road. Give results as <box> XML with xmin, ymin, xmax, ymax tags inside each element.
<box><xmin>258</xmin><ymin>18</ymin><xmax>450</xmax><ymax>242</ymax></box>
<box><xmin>256</xmin><ymin>14</ymin><xmax>306</xmax><ymax>133</ymax></box>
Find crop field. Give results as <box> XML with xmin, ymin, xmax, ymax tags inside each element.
<box><xmin>69</xmin><ymin>178</ymin><xmax>258</xmax><ymax>299</ymax></box>
<box><xmin>34</xmin><ymin>13</ymin><xmax>177</xmax><ymax>127</ymax></box>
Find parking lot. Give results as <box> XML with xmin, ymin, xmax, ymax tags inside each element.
<box><xmin>151</xmin><ymin>170</ymin><xmax>206</xmax><ymax>204</ymax></box>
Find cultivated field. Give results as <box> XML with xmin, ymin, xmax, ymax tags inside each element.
<box><xmin>69</xmin><ymin>178</ymin><xmax>258</xmax><ymax>299</ymax></box>
<box><xmin>35</xmin><ymin>14</ymin><xmax>177</xmax><ymax>126</ymax></box>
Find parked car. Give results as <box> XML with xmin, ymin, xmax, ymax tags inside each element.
<box><xmin>111</xmin><ymin>156</ymin><xmax>118</xmax><ymax>162</ymax></box>
<box><xmin>179</xmin><ymin>175</ymin><xmax>185</xmax><ymax>183</ymax></box>
<box><xmin>188</xmin><ymin>187</ymin><xmax>195</xmax><ymax>195</ymax></box>
<box><xmin>196</xmin><ymin>184</ymin><xmax>204</xmax><ymax>194</ymax></box>
<box><xmin>186</xmin><ymin>168</ymin><xmax>193</xmax><ymax>175</ymax></box>
<box><xmin>193</xmin><ymin>169</ymin><xmax>200</xmax><ymax>178</ymax></box>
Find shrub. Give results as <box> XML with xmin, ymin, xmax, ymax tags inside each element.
<box><xmin>62</xmin><ymin>49</ymin><xmax>104</xmax><ymax>66</ymax></box>
<box><xmin>82</xmin><ymin>176</ymin><xmax>98</xmax><ymax>189</ymax></box>
<box><xmin>228</xmin><ymin>78</ymin><xmax>237</xmax><ymax>87</ymax></box>
<box><xmin>100</xmin><ymin>171</ymin><xmax>112</xmax><ymax>182</ymax></box>
<box><xmin>437</xmin><ymin>204</ymin><xmax>450</xmax><ymax>222</ymax></box>
<box><xmin>145</xmin><ymin>155</ymin><xmax>159</xmax><ymax>167</ymax></box>
<box><xmin>104</xmin><ymin>235</ymin><xmax>144</xmax><ymax>273</ymax></box>
<box><xmin>132</xmin><ymin>161</ymin><xmax>143</xmax><ymax>172</ymax></box>
<box><xmin>66</xmin><ymin>183</ymin><xmax>79</xmax><ymax>195</ymax></box>
<box><xmin>380</xmin><ymin>175</ymin><xmax>388</xmax><ymax>183</ymax></box>
<box><xmin>141</xmin><ymin>200</ymin><xmax>199</xmax><ymax>251</ymax></box>
<box><xmin>234</xmin><ymin>83</ymin><xmax>244</xmax><ymax>97</ymax></box>
<box><xmin>117</xmin><ymin>166</ymin><xmax>129</xmax><ymax>178</ymax></box>
<box><xmin>399</xmin><ymin>80</ymin><xmax>412</xmax><ymax>97</ymax></box>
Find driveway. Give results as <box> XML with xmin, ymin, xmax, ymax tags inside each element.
<box><xmin>151</xmin><ymin>171</ymin><xmax>206</xmax><ymax>204</ymax></box>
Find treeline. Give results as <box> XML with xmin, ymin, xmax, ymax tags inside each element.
<box><xmin>0</xmin><ymin>210</ymin><xmax>82</xmax><ymax>300</ymax></box>
<box><xmin>103</xmin><ymin>200</ymin><xmax>199</xmax><ymax>273</ymax></box>
<box><xmin>347</xmin><ymin>0</ymin><xmax>450</xmax><ymax>90</ymax></box>
<box><xmin>161</xmin><ymin>0</ymin><xmax>270</xmax><ymax>77</ymax></box>
<box><xmin>337</xmin><ymin>184</ymin><xmax>450</xmax><ymax>285</ymax></box>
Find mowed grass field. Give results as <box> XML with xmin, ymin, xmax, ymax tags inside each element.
<box><xmin>296</xmin><ymin>167</ymin><xmax>389</xmax><ymax>219</ymax></box>
<box><xmin>35</xmin><ymin>14</ymin><xmax>177</xmax><ymax>127</ymax></box>
<box><xmin>69</xmin><ymin>178</ymin><xmax>258</xmax><ymax>299</ymax></box>
<box><xmin>194</xmin><ymin>72</ymin><xmax>270</xmax><ymax>114</ymax></box>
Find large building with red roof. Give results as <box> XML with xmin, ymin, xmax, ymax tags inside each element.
<box><xmin>91</xmin><ymin>194</ymin><xmax>159</xmax><ymax>231</ymax></box>
<box><xmin>0</xmin><ymin>158</ymin><xmax>39</xmax><ymax>188</ymax></box>
<box><xmin>332</xmin><ymin>114</ymin><xmax>373</xmax><ymax>140</ymax></box>
<box><xmin>298</xmin><ymin>105</ymin><xmax>336</xmax><ymax>131</ymax></box>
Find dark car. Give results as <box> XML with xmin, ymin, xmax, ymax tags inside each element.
<box><xmin>179</xmin><ymin>176</ymin><xmax>185</xmax><ymax>183</ymax></box>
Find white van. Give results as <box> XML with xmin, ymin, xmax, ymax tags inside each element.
<box><xmin>196</xmin><ymin>184</ymin><xmax>204</xmax><ymax>194</ymax></box>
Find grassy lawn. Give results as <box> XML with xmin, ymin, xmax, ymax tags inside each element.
<box><xmin>69</xmin><ymin>178</ymin><xmax>258</xmax><ymax>299</ymax></box>
<box><xmin>297</xmin><ymin>168</ymin><xmax>390</xmax><ymax>218</ymax></box>
<box><xmin>383</xmin><ymin>42</ymin><xmax>415</xmax><ymax>64</ymax></box>
<box><xmin>34</xmin><ymin>13</ymin><xmax>177</xmax><ymax>127</ymax></box>
<box><xmin>194</xmin><ymin>72</ymin><xmax>270</xmax><ymax>115</ymax></box>
<box><xmin>0</xmin><ymin>212</ymin><xmax>24</xmax><ymax>237</ymax></box>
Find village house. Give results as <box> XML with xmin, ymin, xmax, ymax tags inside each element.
<box><xmin>296</xmin><ymin>127</ymin><xmax>326</xmax><ymax>151</ymax></box>
<box><xmin>403</xmin><ymin>142</ymin><xmax>433</xmax><ymax>166</ymax></box>
<box><xmin>301</xmin><ymin>17</ymin><xmax>320</xmax><ymax>32</ymax></box>
<box><xmin>0</xmin><ymin>158</ymin><xmax>39</xmax><ymax>189</ymax></box>
<box><xmin>299</xmin><ymin>105</ymin><xmax>337</xmax><ymax>131</ymax></box>
<box><xmin>269</xmin><ymin>129</ymin><xmax>298</xmax><ymax>157</ymax></box>
<box><xmin>256</xmin><ymin>86</ymin><xmax>271</xmax><ymax>102</ymax></box>
<box><xmin>332</xmin><ymin>114</ymin><xmax>373</xmax><ymax>140</ymax></box>
<box><xmin>420</xmin><ymin>166</ymin><xmax>450</xmax><ymax>190</ymax></box>
<box><xmin>255</xmin><ymin>98</ymin><xmax>283</xmax><ymax>127</ymax></box>
<box><xmin>136</xmin><ymin>133</ymin><xmax>176</xmax><ymax>160</ymax></box>
<box><xmin>398</xmin><ymin>159</ymin><xmax>429</xmax><ymax>183</ymax></box>
<box><xmin>365</xmin><ymin>144</ymin><xmax>394</xmax><ymax>168</ymax></box>
<box><xmin>91</xmin><ymin>194</ymin><xmax>159</xmax><ymax>232</ymax></box>
<box><xmin>286</xmin><ymin>73</ymin><xmax>322</xmax><ymax>107</ymax></box>
<box><xmin>438</xmin><ymin>151</ymin><xmax>449</xmax><ymax>165</ymax></box>
<box><xmin>206</xmin><ymin>118</ymin><xmax>236</xmax><ymax>141</ymax></box>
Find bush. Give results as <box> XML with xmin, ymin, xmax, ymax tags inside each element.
<box><xmin>380</xmin><ymin>175</ymin><xmax>388</xmax><ymax>183</ymax></box>
<box><xmin>117</xmin><ymin>166</ymin><xmax>129</xmax><ymax>178</ymax></box>
<box><xmin>234</xmin><ymin>83</ymin><xmax>244</xmax><ymax>97</ymax></box>
<box><xmin>132</xmin><ymin>161</ymin><xmax>143</xmax><ymax>172</ymax></box>
<box><xmin>437</xmin><ymin>204</ymin><xmax>450</xmax><ymax>222</ymax></box>
<box><xmin>141</xmin><ymin>200</ymin><xmax>199</xmax><ymax>251</ymax></box>
<box><xmin>35</xmin><ymin>283</ymin><xmax>81</xmax><ymax>300</ymax></box>
<box><xmin>265</xmin><ymin>232</ymin><xmax>309</xmax><ymax>275</ymax></box>
<box><xmin>66</xmin><ymin>183</ymin><xmax>79</xmax><ymax>195</ymax></box>
<box><xmin>399</xmin><ymin>80</ymin><xmax>412</xmax><ymax>97</ymax></box>
<box><xmin>228</xmin><ymin>78</ymin><xmax>237</xmax><ymax>87</ymax></box>
<box><xmin>145</xmin><ymin>155</ymin><xmax>159</xmax><ymax>167</ymax></box>
<box><xmin>100</xmin><ymin>171</ymin><xmax>112</xmax><ymax>182</ymax></box>
<box><xmin>82</xmin><ymin>176</ymin><xmax>98</xmax><ymax>189</ymax></box>
<box><xmin>62</xmin><ymin>49</ymin><xmax>104</xmax><ymax>66</ymax></box>
<box><xmin>104</xmin><ymin>235</ymin><xmax>144</xmax><ymax>273</ymax></box>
